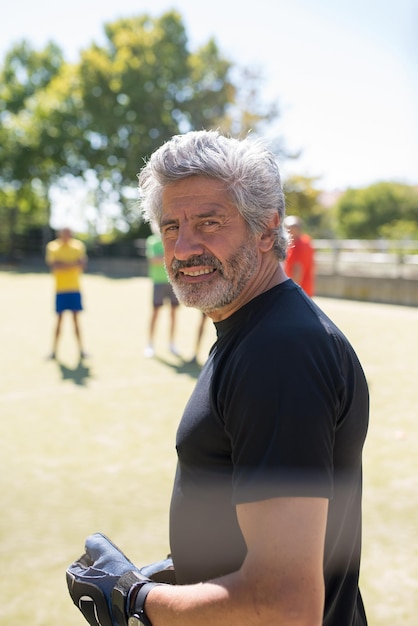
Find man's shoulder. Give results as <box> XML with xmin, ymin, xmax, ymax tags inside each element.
<box><xmin>69</xmin><ymin>239</ymin><xmax>86</xmax><ymax>253</ymax></box>
<box><xmin>45</xmin><ymin>240</ymin><xmax>61</xmax><ymax>257</ymax></box>
<box><xmin>300</xmin><ymin>234</ymin><xmax>313</xmax><ymax>248</ymax></box>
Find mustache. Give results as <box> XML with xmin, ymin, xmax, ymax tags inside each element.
<box><xmin>171</xmin><ymin>254</ymin><xmax>223</xmax><ymax>273</ymax></box>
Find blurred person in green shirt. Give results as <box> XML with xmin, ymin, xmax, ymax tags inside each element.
<box><xmin>144</xmin><ymin>230</ymin><xmax>180</xmax><ymax>358</ymax></box>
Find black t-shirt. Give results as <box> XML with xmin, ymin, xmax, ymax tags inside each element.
<box><xmin>169</xmin><ymin>280</ymin><xmax>369</xmax><ymax>625</ymax></box>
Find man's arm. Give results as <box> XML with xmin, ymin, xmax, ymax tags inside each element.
<box><xmin>47</xmin><ymin>254</ymin><xmax>87</xmax><ymax>271</ymax></box>
<box><xmin>79</xmin><ymin>253</ymin><xmax>87</xmax><ymax>271</ymax></box>
<box><xmin>288</xmin><ymin>261</ymin><xmax>304</xmax><ymax>285</ymax></box>
<box><xmin>144</xmin><ymin>496</ymin><xmax>328</xmax><ymax>626</ymax></box>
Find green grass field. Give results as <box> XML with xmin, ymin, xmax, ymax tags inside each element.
<box><xmin>0</xmin><ymin>268</ymin><xmax>417</xmax><ymax>625</ymax></box>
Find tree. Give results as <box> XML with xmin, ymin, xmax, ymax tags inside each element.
<box><xmin>0</xmin><ymin>10</ymin><xmax>284</xmax><ymax>252</ymax></box>
<box><xmin>220</xmin><ymin>65</ymin><xmax>279</xmax><ymax>140</ymax></box>
<box><xmin>335</xmin><ymin>182</ymin><xmax>418</xmax><ymax>239</ymax></box>
<box><xmin>0</xmin><ymin>41</ymin><xmax>71</xmax><ymax>257</ymax></box>
<box><xmin>74</xmin><ymin>11</ymin><xmax>238</xmax><ymax>232</ymax></box>
<box><xmin>0</xmin><ymin>40</ymin><xmax>64</xmax><ymax>113</ymax></box>
<box><xmin>282</xmin><ymin>175</ymin><xmax>329</xmax><ymax>236</ymax></box>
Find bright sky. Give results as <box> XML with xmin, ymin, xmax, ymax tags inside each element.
<box><xmin>2</xmin><ymin>0</ymin><xmax>417</xmax><ymax>190</ymax></box>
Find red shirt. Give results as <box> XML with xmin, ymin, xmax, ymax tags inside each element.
<box><xmin>284</xmin><ymin>234</ymin><xmax>315</xmax><ymax>296</ymax></box>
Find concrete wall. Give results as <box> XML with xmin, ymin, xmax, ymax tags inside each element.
<box><xmin>315</xmin><ymin>274</ymin><xmax>418</xmax><ymax>307</ymax></box>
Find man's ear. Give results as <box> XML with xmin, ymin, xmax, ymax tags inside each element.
<box><xmin>259</xmin><ymin>212</ymin><xmax>280</xmax><ymax>252</ymax></box>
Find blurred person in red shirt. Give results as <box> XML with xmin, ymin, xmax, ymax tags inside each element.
<box><xmin>284</xmin><ymin>215</ymin><xmax>315</xmax><ymax>297</ymax></box>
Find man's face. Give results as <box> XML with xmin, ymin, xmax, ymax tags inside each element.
<box><xmin>286</xmin><ymin>224</ymin><xmax>302</xmax><ymax>242</ymax></box>
<box><xmin>160</xmin><ymin>176</ymin><xmax>261</xmax><ymax>319</ymax></box>
<box><xmin>60</xmin><ymin>228</ymin><xmax>72</xmax><ymax>242</ymax></box>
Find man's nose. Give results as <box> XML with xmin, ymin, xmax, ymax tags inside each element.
<box><xmin>174</xmin><ymin>224</ymin><xmax>204</xmax><ymax>260</ymax></box>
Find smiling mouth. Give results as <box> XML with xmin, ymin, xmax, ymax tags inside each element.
<box><xmin>180</xmin><ymin>268</ymin><xmax>215</xmax><ymax>277</ymax></box>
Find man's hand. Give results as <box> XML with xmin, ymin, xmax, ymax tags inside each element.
<box><xmin>66</xmin><ymin>533</ymin><xmax>149</xmax><ymax>626</ymax></box>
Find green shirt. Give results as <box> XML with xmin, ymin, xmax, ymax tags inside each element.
<box><xmin>146</xmin><ymin>234</ymin><xmax>169</xmax><ymax>284</ymax></box>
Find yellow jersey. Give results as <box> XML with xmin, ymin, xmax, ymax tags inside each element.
<box><xmin>46</xmin><ymin>238</ymin><xmax>86</xmax><ymax>293</ymax></box>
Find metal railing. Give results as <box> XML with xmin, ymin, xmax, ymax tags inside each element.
<box><xmin>314</xmin><ymin>240</ymin><xmax>418</xmax><ymax>279</ymax></box>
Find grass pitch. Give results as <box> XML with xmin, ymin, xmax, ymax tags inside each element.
<box><xmin>0</xmin><ymin>268</ymin><xmax>417</xmax><ymax>625</ymax></box>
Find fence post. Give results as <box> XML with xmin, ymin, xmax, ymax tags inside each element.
<box><xmin>331</xmin><ymin>240</ymin><xmax>340</xmax><ymax>275</ymax></box>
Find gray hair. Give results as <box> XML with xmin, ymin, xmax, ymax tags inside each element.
<box><xmin>138</xmin><ymin>129</ymin><xmax>288</xmax><ymax>260</ymax></box>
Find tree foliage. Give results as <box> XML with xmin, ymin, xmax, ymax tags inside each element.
<box><xmin>75</xmin><ymin>12</ymin><xmax>238</xmax><ymax>229</ymax></box>
<box><xmin>335</xmin><ymin>182</ymin><xmax>418</xmax><ymax>239</ymax></box>
<box><xmin>0</xmin><ymin>11</ymin><xmax>284</xmax><ymax>255</ymax></box>
<box><xmin>283</xmin><ymin>175</ymin><xmax>332</xmax><ymax>237</ymax></box>
<box><xmin>0</xmin><ymin>41</ymin><xmax>71</xmax><ymax>256</ymax></box>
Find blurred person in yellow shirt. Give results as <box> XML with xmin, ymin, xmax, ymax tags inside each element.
<box><xmin>45</xmin><ymin>227</ymin><xmax>88</xmax><ymax>360</ymax></box>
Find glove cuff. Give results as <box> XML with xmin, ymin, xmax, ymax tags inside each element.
<box><xmin>129</xmin><ymin>582</ymin><xmax>160</xmax><ymax>626</ymax></box>
<box><xmin>112</xmin><ymin>570</ymin><xmax>151</xmax><ymax>626</ymax></box>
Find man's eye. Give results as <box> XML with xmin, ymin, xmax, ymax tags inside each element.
<box><xmin>162</xmin><ymin>224</ymin><xmax>178</xmax><ymax>234</ymax></box>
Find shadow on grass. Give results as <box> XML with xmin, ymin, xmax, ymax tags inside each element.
<box><xmin>155</xmin><ymin>356</ymin><xmax>203</xmax><ymax>380</ymax></box>
<box><xmin>56</xmin><ymin>358</ymin><xmax>92</xmax><ymax>386</ymax></box>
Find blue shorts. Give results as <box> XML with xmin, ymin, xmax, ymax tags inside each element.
<box><xmin>56</xmin><ymin>292</ymin><xmax>83</xmax><ymax>313</ymax></box>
